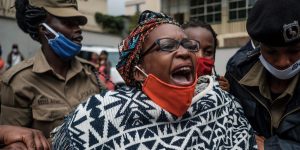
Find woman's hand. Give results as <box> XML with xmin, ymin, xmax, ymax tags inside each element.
<box><xmin>217</xmin><ymin>76</ymin><xmax>230</xmax><ymax>92</ymax></box>
<box><xmin>255</xmin><ymin>135</ymin><xmax>265</xmax><ymax>150</ymax></box>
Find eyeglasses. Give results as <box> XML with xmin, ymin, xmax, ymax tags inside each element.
<box><xmin>142</xmin><ymin>38</ymin><xmax>200</xmax><ymax>56</ymax></box>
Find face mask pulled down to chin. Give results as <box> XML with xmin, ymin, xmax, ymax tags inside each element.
<box><xmin>259</xmin><ymin>55</ymin><xmax>300</xmax><ymax>80</ymax></box>
<box><xmin>12</xmin><ymin>48</ymin><xmax>18</xmax><ymax>54</ymax></box>
<box><xmin>196</xmin><ymin>57</ymin><xmax>214</xmax><ymax>77</ymax></box>
<box><xmin>135</xmin><ymin>66</ymin><xmax>197</xmax><ymax>117</ymax></box>
<box><xmin>41</xmin><ymin>23</ymin><xmax>81</xmax><ymax>59</ymax></box>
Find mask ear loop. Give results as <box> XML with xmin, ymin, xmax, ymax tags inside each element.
<box><xmin>134</xmin><ymin>66</ymin><xmax>148</xmax><ymax>87</ymax></box>
<box><xmin>41</xmin><ymin>23</ymin><xmax>59</xmax><ymax>40</ymax></box>
<box><xmin>134</xmin><ymin>66</ymin><xmax>148</xmax><ymax>77</ymax></box>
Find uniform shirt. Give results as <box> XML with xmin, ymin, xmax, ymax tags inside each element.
<box><xmin>239</xmin><ymin>61</ymin><xmax>299</xmax><ymax>128</ymax></box>
<box><xmin>0</xmin><ymin>50</ymin><xmax>102</xmax><ymax>138</ymax></box>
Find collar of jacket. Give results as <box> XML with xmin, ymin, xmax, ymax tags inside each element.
<box><xmin>32</xmin><ymin>49</ymin><xmax>85</xmax><ymax>81</ymax></box>
<box><xmin>238</xmin><ymin>46</ymin><xmax>261</xmax><ymax>67</ymax></box>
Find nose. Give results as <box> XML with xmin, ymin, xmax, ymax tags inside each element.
<box><xmin>174</xmin><ymin>45</ymin><xmax>191</xmax><ymax>59</ymax></box>
<box><xmin>274</xmin><ymin>55</ymin><xmax>292</xmax><ymax>70</ymax></box>
<box><xmin>73</xmin><ymin>25</ymin><xmax>82</xmax><ymax>35</ymax></box>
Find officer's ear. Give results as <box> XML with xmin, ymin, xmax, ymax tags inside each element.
<box><xmin>39</xmin><ymin>24</ymin><xmax>47</xmax><ymax>35</ymax></box>
<box><xmin>38</xmin><ymin>23</ymin><xmax>54</xmax><ymax>39</ymax></box>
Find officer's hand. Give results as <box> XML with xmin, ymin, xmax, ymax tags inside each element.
<box><xmin>1</xmin><ymin>142</ymin><xmax>27</xmax><ymax>150</ymax></box>
<box><xmin>0</xmin><ymin>125</ymin><xmax>51</xmax><ymax>150</ymax></box>
<box><xmin>255</xmin><ymin>135</ymin><xmax>265</xmax><ymax>150</ymax></box>
<box><xmin>217</xmin><ymin>76</ymin><xmax>230</xmax><ymax>92</ymax></box>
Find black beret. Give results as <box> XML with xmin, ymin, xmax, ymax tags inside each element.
<box><xmin>247</xmin><ymin>0</ymin><xmax>300</xmax><ymax>47</ymax></box>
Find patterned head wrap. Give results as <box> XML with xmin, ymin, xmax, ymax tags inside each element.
<box><xmin>116</xmin><ymin>10</ymin><xmax>179</xmax><ymax>86</ymax></box>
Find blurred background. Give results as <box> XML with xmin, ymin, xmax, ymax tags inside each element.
<box><xmin>0</xmin><ymin>0</ymin><xmax>256</xmax><ymax>76</ymax></box>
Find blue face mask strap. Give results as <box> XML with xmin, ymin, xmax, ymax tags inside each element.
<box><xmin>41</xmin><ymin>23</ymin><xmax>59</xmax><ymax>40</ymax></box>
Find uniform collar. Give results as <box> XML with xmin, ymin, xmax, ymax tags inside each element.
<box><xmin>239</xmin><ymin>61</ymin><xmax>299</xmax><ymax>100</ymax></box>
<box><xmin>32</xmin><ymin>49</ymin><xmax>84</xmax><ymax>80</ymax></box>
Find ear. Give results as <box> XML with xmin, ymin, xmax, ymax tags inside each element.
<box><xmin>38</xmin><ymin>24</ymin><xmax>53</xmax><ymax>38</ymax></box>
<box><xmin>38</xmin><ymin>24</ymin><xmax>47</xmax><ymax>34</ymax></box>
<box><xmin>36</xmin><ymin>24</ymin><xmax>47</xmax><ymax>43</ymax></box>
<box><xmin>134</xmin><ymin>65</ymin><xmax>146</xmax><ymax>82</ymax></box>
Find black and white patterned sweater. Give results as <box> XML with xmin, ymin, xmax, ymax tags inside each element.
<box><xmin>52</xmin><ymin>76</ymin><xmax>257</xmax><ymax>150</ymax></box>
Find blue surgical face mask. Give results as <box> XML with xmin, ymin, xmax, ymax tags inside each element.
<box><xmin>259</xmin><ymin>55</ymin><xmax>300</xmax><ymax>80</ymax></box>
<box><xmin>41</xmin><ymin>23</ymin><xmax>81</xmax><ymax>59</ymax></box>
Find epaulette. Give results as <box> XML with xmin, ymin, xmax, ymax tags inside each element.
<box><xmin>238</xmin><ymin>47</ymin><xmax>260</xmax><ymax>67</ymax></box>
<box><xmin>2</xmin><ymin>58</ymin><xmax>34</xmax><ymax>84</ymax></box>
<box><xmin>75</xmin><ymin>56</ymin><xmax>96</xmax><ymax>68</ymax></box>
<box><xmin>229</xmin><ymin>46</ymin><xmax>260</xmax><ymax>68</ymax></box>
<box><xmin>75</xmin><ymin>56</ymin><xmax>105</xmax><ymax>92</ymax></box>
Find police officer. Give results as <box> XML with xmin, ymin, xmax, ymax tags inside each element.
<box><xmin>226</xmin><ymin>0</ymin><xmax>300</xmax><ymax>149</ymax></box>
<box><xmin>0</xmin><ymin>0</ymin><xmax>103</xmax><ymax>138</ymax></box>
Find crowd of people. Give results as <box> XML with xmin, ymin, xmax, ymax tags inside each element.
<box><xmin>88</xmin><ymin>50</ymin><xmax>116</xmax><ymax>91</ymax></box>
<box><xmin>1</xmin><ymin>0</ymin><xmax>300</xmax><ymax>149</ymax></box>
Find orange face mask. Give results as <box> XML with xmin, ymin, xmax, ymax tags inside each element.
<box><xmin>135</xmin><ymin>66</ymin><xmax>197</xmax><ymax>117</ymax></box>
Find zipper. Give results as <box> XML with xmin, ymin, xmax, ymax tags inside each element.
<box><xmin>229</xmin><ymin>72</ymin><xmax>273</xmax><ymax>135</ymax></box>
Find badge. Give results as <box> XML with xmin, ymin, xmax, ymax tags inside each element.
<box><xmin>283</xmin><ymin>21</ymin><xmax>300</xmax><ymax>42</ymax></box>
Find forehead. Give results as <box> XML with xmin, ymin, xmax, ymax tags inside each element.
<box><xmin>100</xmin><ymin>54</ymin><xmax>107</xmax><ymax>57</ymax></box>
<box><xmin>46</xmin><ymin>14</ymin><xmax>81</xmax><ymax>23</ymax></box>
<box><xmin>148</xmin><ymin>24</ymin><xmax>186</xmax><ymax>40</ymax></box>
<box><xmin>184</xmin><ymin>27</ymin><xmax>213</xmax><ymax>40</ymax></box>
<box><xmin>46</xmin><ymin>14</ymin><xmax>64</xmax><ymax>23</ymax></box>
<box><xmin>261</xmin><ymin>41</ymin><xmax>300</xmax><ymax>51</ymax></box>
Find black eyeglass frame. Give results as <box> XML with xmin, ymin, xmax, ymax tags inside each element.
<box><xmin>141</xmin><ymin>38</ymin><xmax>200</xmax><ymax>57</ymax></box>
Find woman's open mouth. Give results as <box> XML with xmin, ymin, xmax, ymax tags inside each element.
<box><xmin>171</xmin><ymin>66</ymin><xmax>194</xmax><ymax>86</ymax></box>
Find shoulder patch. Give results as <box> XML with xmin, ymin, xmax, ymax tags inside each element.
<box><xmin>2</xmin><ymin>58</ymin><xmax>34</xmax><ymax>84</ymax></box>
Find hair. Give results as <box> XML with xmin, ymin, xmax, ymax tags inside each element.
<box><xmin>12</xmin><ymin>44</ymin><xmax>18</xmax><ymax>49</ymax></box>
<box><xmin>15</xmin><ymin>0</ymin><xmax>47</xmax><ymax>42</ymax></box>
<box><xmin>100</xmin><ymin>50</ymin><xmax>108</xmax><ymax>56</ymax></box>
<box><xmin>182</xmin><ymin>20</ymin><xmax>218</xmax><ymax>51</ymax></box>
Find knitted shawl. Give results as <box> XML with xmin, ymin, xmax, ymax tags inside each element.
<box><xmin>51</xmin><ymin>76</ymin><xmax>257</xmax><ymax>150</ymax></box>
